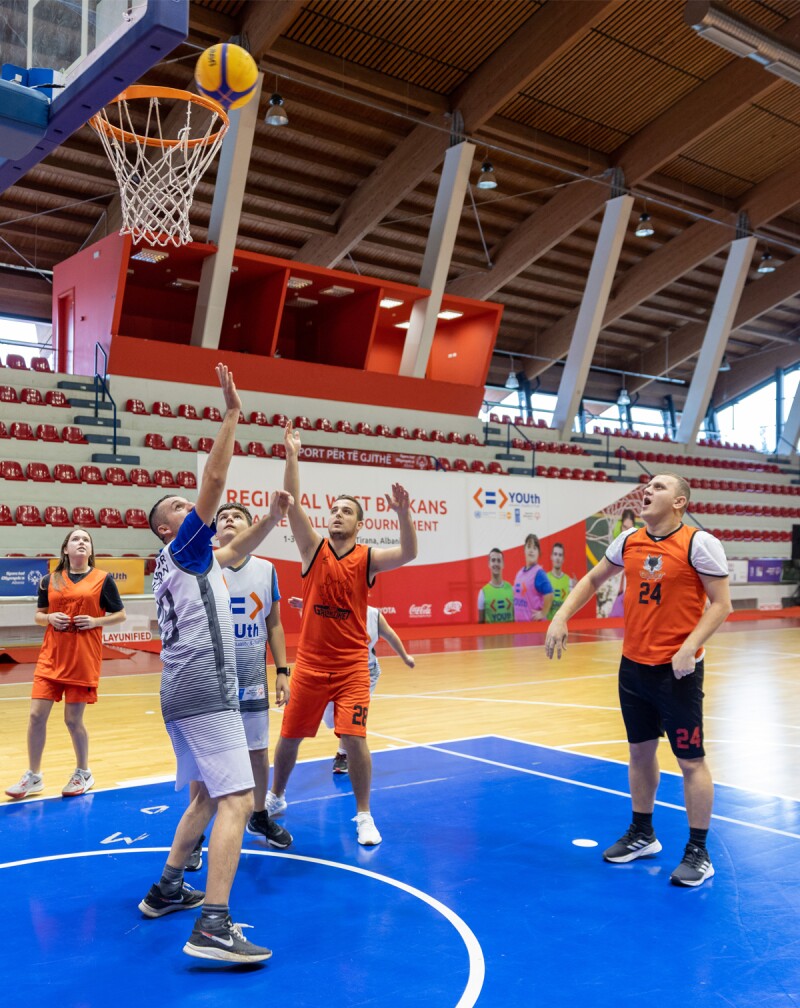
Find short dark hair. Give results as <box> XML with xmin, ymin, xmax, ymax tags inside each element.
<box><xmin>332</xmin><ymin>494</ymin><xmax>363</xmax><ymax>522</ymax></box>
<box><xmin>489</xmin><ymin>547</ymin><xmax>503</xmax><ymax>559</ymax></box>
<box><xmin>216</xmin><ymin>502</ymin><xmax>253</xmax><ymax>526</ymax></box>
<box><xmin>524</xmin><ymin>533</ymin><xmax>540</xmax><ymax>550</ymax></box>
<box><xmin>148</xmin><ymin>494</ymin><xmax>175</xmax><ymax>541</ymax></box>
<box><xmin>552</xmin><ymin>542</ymin><xmax>564</xmax><ymax>552</ymax></box>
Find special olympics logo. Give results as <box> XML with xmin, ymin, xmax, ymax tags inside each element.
<box><xmin>27</xmin><ymin>570</ymin><xmax>43</xmax><ymax>586</ymax></box>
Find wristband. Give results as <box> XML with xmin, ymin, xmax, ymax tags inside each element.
<box><xmin>276</xmin><ymin>666</ymin><xmax>290</xmax><ymax>677</ymax></box>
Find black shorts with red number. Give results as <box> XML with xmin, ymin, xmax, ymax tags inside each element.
<box><xmin>618</xmin><ymin>655</ymin><xmax>706</xmax><ymax>759</ymax></box>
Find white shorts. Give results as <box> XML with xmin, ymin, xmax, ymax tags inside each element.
<box><xmin>166</xmin><ymin>708</ymin><xmax>254</xmax><ymax>799</ymax></box>
<box><xmin>322</xmin><ymin>663</ymin><xmax>381</xmax><ymax>730</ymax></box>
<box><xmin>240</xmin><ymin>710</ymin><xmax>269</xmax><ymax>751</ymax></box>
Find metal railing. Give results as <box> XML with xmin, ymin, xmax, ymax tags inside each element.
<box><xmin>93</xmin><ymin>342</ymin><xmax>118</xmax><ymax>456</ymax></box>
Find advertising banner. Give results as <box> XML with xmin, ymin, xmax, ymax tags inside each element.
<box><xmin>47</xmin><ymin>557</ymin><xmax>145</xmax><ymax>595</ymax></box>
<box><xmin>199</xmin><ymin>455</ymin><xmax>636</xmax><ymax>628</ymax></box>
<box><xmin>0</xmin><ymin>558</ymin><xmax>49</xmax><ymax>597</ymax></box>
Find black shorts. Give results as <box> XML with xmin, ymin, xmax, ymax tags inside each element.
<box><xmin>618</xmin><ymin>655</ymin><xmax>706</xmax><ymax>760</ymax></box>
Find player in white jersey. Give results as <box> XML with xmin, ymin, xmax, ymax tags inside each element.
<box><xmin>216</xmin><ymin>502</ymin><xmax>292</xmax><ymax>848</ymax></box>
<box><xmin>137</xmin><ymin>364</ymin><xmax>292</xmax><ymax>965</ymax></box>
<box><xmin>288</xmin><ymin>599</ymin><xmax>415</xmax><ymax>774</ymax></box>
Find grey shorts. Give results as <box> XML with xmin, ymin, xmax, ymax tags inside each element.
<box><xmin>240</xmin><ymin>710</ymin><xmax>269</xmax><ymax>751</ymax></box>
<box><xmin>166</xmin><ymin>708</ymin><xmax>254</xmax><ymax>798</ymax></box>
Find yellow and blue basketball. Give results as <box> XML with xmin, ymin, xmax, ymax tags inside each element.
<box><xmin>194</xmin><ymin>43</ymin><xmax>258</xmax><ymax>111</ymax></box>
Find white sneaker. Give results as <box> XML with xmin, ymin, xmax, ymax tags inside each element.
<box><xmin>354</xmin><ymin>812</ymin><xmax>382</xmax><ymax>846</ymax></box>
<box><xmin>62</xmin><ymin>769</ymin><xmax>94</xmax><ymax>797</ymax></box>
<box><xmin>6</xmin><ymin>770</ymin><xmax>43</xmax><ymax>799</ymax></box>
<box><xmin>265</xmin><ymin>790</ymin><xmax>287</xmax><ymax>816</ymax></box>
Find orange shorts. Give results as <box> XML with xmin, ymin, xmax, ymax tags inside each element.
<box><xmin>281</xmin><ymin>663</ymin><xmax>370</xmax><ymax>739</ymax></box>
<box><xmin>32</xmin><ymin>676</ymin><xmax>98</xmax><ymax>705</ymax></box>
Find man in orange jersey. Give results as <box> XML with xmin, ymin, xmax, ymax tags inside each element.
<box><xmin>267</xmin><ymin>421</ymin><xmax>418</xmax><ymax>846</ymax></box>
<box><xmin>545</xmin><ymin>473</ymin><xmax>731</xmax><ymax>888</ymax></box>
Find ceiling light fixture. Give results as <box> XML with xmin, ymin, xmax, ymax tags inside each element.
<box><xmin>476</xmin><ymin>161</ymin><xmax>497</xmax><ymax>190</ymax></box>
<box><xmin>617</xmin><ymin>387</ymin><xmax>631</xmax><ymax>407</ymax></box>
<box><xmin>505</xmin><ymin>357</ymin><xmax>519</xmax><ymax>390</ymax></box>
<box><xmin>634</xmin><ymin>211</ymin><xmax>654</xmax><ymax>238</ymax></box>
<box><xmin>380</xmin><ymin>297</ymin><xmax>404</xmax><ymax>309</ymax></box>
<box><xmin>437</xmin><ymin>310</ymin><xmax>463</xmax><ymax>320</ymax></box>
<box><xmin>757</xmin><ymin>251</ymin><xmax>776</xmax><ymax>274</ymax></box>
<box><xmin>265</xmin><ymin>93</ymin><xmax>288</xmax><ymax>126</ymax></box>
<box><xmin>719</xmin><ymin>354</ymin><xmax>731</xmax><ymax>372</ymax></box>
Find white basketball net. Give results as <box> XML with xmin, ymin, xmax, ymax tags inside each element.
<box><xmin>90</xmin><ymin>88</ymin><xmax>229</xmax><ymax>247</ymax></box>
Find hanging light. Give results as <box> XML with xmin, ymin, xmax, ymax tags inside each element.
<box><xmin>617</xmin><ymin>387</ymin><xmax>631</xmax><ymax>407</ymax></box>
<box><xmin>757</xmin><ymin>251</ymin><xmax>776</xmax><ymax>274</ymax></box>
<box><xmin>505</xmin><ymin>357</ymin><xmax>519</xmax><ymax>390</ymax></box>
<box><xmin>477</xmin><ymin>161</ymin><xmax>497</xmax><ymax>190</ymax></box>
<box><xmin>719</xmin><ymin>354</ymin><xmax>731</xmax><ymax>372</ymax></box>
<box><xmin>635</xmin><ymin>211</ymin><xmax>654</xmax><ymax>238</ymax></box>
<box><xmin>265</xmin><ymin>93</ymin><xmax>289</xmax><ymax>126</ymax></box>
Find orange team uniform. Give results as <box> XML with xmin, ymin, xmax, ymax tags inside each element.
<box><xmin>619</xmin><ymin>524</ymin><xmax>713</xmax><ymax>665</ymax></box>
<box><xmin>281</xmin><ymin>540</ymin><xmax>374</xmax><ymax>739</ymax></box>
<box><xmin>34</xmin><ymin>568</ymin><xmax>108</xmax><ymax>702</ymax></box>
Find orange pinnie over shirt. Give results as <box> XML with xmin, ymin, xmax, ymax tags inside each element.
<box><xmin>36</xmin><ymin>568</ymin><xmax>108</xmax><ymax>686</ymax></box>
<box><xmin>296</xmin><ymin>540</ymin><xmax>373</xmax><ymax>672</ymax></box>
<box><xmin>616</xmin><ymin>524</ymin><xmax>721</xmax><ymax>665</ymax></box>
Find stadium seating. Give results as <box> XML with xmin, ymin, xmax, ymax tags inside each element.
<box><xmin>36</xmin><ymin>424</ymin><xmax>61</xmax><ymax>442</ymax></box>
<box><xmin>175</xmin><ymin>470</ymin><xmax>197</xmax><ymax>488</ymax></box>
<box><xmin>129</xmin><ymin>468</ymin><xmax>154</xmax><ymax>487</ymax></box>
<box><xmin>203</xmin><ymin>406</ymin><xmax>222</xmax><ymax>422</ymax></box>
<box><xmin>126</xmin><ymin>398</ymin><xmax>148</xmax><ymax>414</ymax></box>
<box><xmin>53</xmin><ymin>463</ymin><xmax>81</xmax><ymax>483</ymax></box>
<box><xmin>105</xmin><ymin>466</ymin><xmax>130</xmax><ymax>485</ymax></box>
<box><xmin>335</xmin><ymin>420</ymin><xmax>354</xmax><ymax>434</ymax></box>
<box><xmin>0</xmin><ymin>504</ymin><xmax>13</xmax><ymax>524</ymax></box>
<box><xmin>152</xmin><ymin>401</ymin><xmax>174</xmax><ymax>417</ymax></box>
<box><xmin>44</xmin><ymin>505</ymin><xmax>70</xmax><ymax>526</ymax></box>
<box><xmin>197</xmin><ymin>437</ymin><xmax>214</xmax><ymax>453</ymax></box>
<box><xmin>79</xmin><ymin>465</ymin><xmax>105</xmax><ymax>484</ymax></box>
<box><xmin>315</xmin><ymin>418</ymin><xmax>333</xmax><ymax>432</ymax></box>
<box><xmin>125</xmin><ymin>508</ymin><xmax>149</xmax><ymax>529</ymax></box>
<box><xmin>0</xmin><ymin>384</ymin><xmax>17</xmax><ymax>402</ymax></box>
<box><xmin>250</xmin><ymin>411</ymin><xmax>269</xmax><ymax>426</ymax></box>
<box><xmin>30</xmin><ymin>357</ymin><xmax>52</xmax><ymax>372</ymax></box>
<box><xmin>62</xmin><ymin>426</ymin><xmax>87</xmax><ymax>444</ymax></box>
<box><xmin>45</xmin><ymin>390</ymin><xmax>70</xmax><ymax>408</ymax></box>
<box><xmin>171</xmin><ymin>435</ymin><xmax>194</xmax><ymax>452</ymax></box>
<box><xmin>99</xmin><ymin>507</ymin><xmax>126</xmax><ymax>528</ymax></box>
<box><xmin>16</xmin><ymin>504</ymin><xmax>44</xmax><ymax>525</ymax></box>
<box><xmin>1</xmin><ymin>460</ymin><xmax>25</xmax><ymax>480</ymax></box>
<box><xmin>6</xmin><ymin>354</ymin><xmax>27</xmax><ymax>369</ymax></box>
<box><xmin>72</xmin><ymin>506</ymin><xmax>99</xmax><ymax>527</ymax></box>
<box><xmin>10</xmin><ymin>422</ymin><xmax>35</xmax><ymax>440</ymax></box>
<box><xmin>247</xmin><ymin>441</ymin><xmax>268</xmax><ymax>458</ymax></box>
<box><xmin>144</xmin><ymin>433</ymin><xmax>168</xmax><ymax>450</ymax></box>
<box><xmin>178</xmin><ymin>404</ymin><xmax>199</xmax><ymax>420</ymax></box>
<box><xmin>20</xmin><ymin>387</ymin><xmax>44</xmax><ymax>405</ymax></box>
<box><xmin>153</xmin><ymin>469</ymin><xmax>178</xmax><ymax>487</ymax></box>
<box><xmin>26</xmin><ymin>462</ymin><xmax>52</xmax><ymax>482</ymax></box>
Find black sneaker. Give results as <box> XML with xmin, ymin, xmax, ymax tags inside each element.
<box><xmin>185</xmin><ymin>834</ymin><xmax>205</xmax><ymax>872</ymax></box>
<box><xmin>603</xmin><ymin>825</ymin><xmax>663</xmax><ymax>863</ymax></box>
<box><xmin>670</xmin><ymin>843</ymin><xmax>715</xmax><ymax>887</ymax></box>
<box><xmin>245</xmin><ymin>810</ymin><xmax>293</xmax><ymax>849</ymax></box>
<box><xmin>332</xmin><ymin>752</ymin><xmax>348</xmax><ymax>775</ymax></box>
<box><xmin>138</xmin><ymin>881</ymin><xmax>204</xmax><ymax>918</ymax></box>
<box><xmin>183</xmin><ymin>915</ymin><xmax>273</xmax><ymax>963</ymax></box>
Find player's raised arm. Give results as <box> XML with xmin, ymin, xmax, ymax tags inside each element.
<box><xmin>370</xmin><ymin>483</ymin><xmax>418</xmax><ymax>574</ymax></box>
<box><xmin>282</xmin><ymin>421</ymin><xmax>322</xmax><ymax>567</ymax></box>
<box><xmin>194</xmin><ymin>363</ymin><xmax>242</xmax><ymax>526</ymax></box>
<box><xmin>215</xmin><ymin>490</ymin><xmax>293</xmax><ymax>568</ymax></box>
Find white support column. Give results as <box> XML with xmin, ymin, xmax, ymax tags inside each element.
<box><xmin>191</xmin><ymin>74</ymin><xmax>263</xmax><ymax>349</ymax></box>
<box><xmin>399</xmin><ymin>140</ymin><xmax>475</xmax><ymax>378</ymax></box>
<box><xmin>782</xmin><ymin>380</ymin><xmax>800</xmax><ymax>456</ymax></box>
<box><xmin>551</xmin><ymin>193</ymin><xmax>634</xmax><ymax>438</ymax></box>
<box><xmin>675</xmin><ymin>235</ymin><xmax>757</xmax><ymax>445</ymax></box>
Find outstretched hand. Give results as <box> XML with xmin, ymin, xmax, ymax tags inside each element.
<box><xmin>284</xmin><ymin>421</ymin><xmax>301</xmax><ymax>458</ymax></box>
<box><xmin>270</xmin><ymin>489</ymin><xmax>294</xmax><ymax>521</ymax></box>
<box><xmin>385</xmin><ymin>483</ymin><xmax>411</xmax><ymax>514</ymax></box>
<box><xmin>544</xmin><ymin>619</ymin><xmax>567</xmax><ymax>660</ymax></box>
<box><xmin>216</xmin><ymin>363</ymin><xmax>241</xmax><ymax>415</ymax></box>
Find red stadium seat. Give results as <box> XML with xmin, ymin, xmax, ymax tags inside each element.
<box><xmin>152</xmin><ymin>401</ymin><xmax>175</xmax><ymax>418</ymax></box>
<box><xmin>470</xmin><ymin>460</ymin><xmax>487</xmax><ymax>473</ymax></box>
<box><xmin>394</xmin><ymin>426</ymin><xmax>411</xmax><ymax>439</ymax></box>
<box><xmin>464</xmin><ymin>433</ymin><xmax>481</xmax><ymax>446</ymax></box>
<box><xmin>144</xmin><ymin>433</ymin><xmax>168</xmax><ymax>450</ymax></box>
<box><xmin>233</xmin><ymin>440</ymin><xmax>245</xmax><ymax>456</ymax></box>
<box><xmin>1</xmin><ymin>460</ymin><xmax>26</xmax><ymax>480</ymax></box>
<box><xmin>176</xmin><ymin>470</ymin><xmax>197</xmax><ymax>488</ymax></box>
<box><xmin>487</xmin><ymin>461</ymin><xmax>504</xmax><ymax>474</ymax></box>
<box><xmin>437</xmin><ymin>457</ymin><xmax>452</xmax><ymax>471</ymax></box>
<box><xmin>203</xmin><ymin>406</ymin><xmax>222</xmax><ymax>422</ymax></box>
<box><xmin>6</xmin><ymin>354</ymin><xmax>27</xmax><ymax>369</ymax></box>
<box><xmin>20</xmin><ymin>387</ymin><xmax>43</xmax><ymax>405</ymax></box>
<box><xmin>178</xmin><ymin>403</ymin><xmax>199</xmax><ymax>420</ymax></box>
<box><xmin>247</xmin><ymin>441</ymin><xmax>268</xmax><ymax>458</ymax></box>
<box><xmin>315</xmin><ymin>418</ymin><xmax>333</xmax><ymax>432</ymax></box>
<box><xmin>44</xmin><ymin>505</ymin><xmax>71</xmax><ymax>527</ymax></box>
<box><xmin>335</xmin><ymin>420</ymin><xmax>354</xmax><ymax>434</ymax></box>
<box><xmin>129</xmin><ymin>468</ymin><xmax>155</xmax><ymax>487</ymax></box>
<box><xmin>446</xmin><ymin>431</ymin><xmax>463</xmax><ymax>444</ymax></box>
<box><xmin>53</xmin><ymin>463</ymin><xmax>80</xmax><ymax>483</ymax></box>
<box><xmin>411</xmin><ymin>428</ymin><xmax>427</xmax><ymax>440</ymax></box>
<box><xmin>71</xmin><ymin>506</ymin><xmax>99</xmax><ymax>528</ymax></box>
<box><xmin>30</xmin><ymin>356</ymin><xmax>52</xmax><ymax>372</ymax></box>
<box><xmin>62</xmin><ymin>425</ymin><xmax>87</xmax><ymax>444</ymax></box>
<box><xmin>125</xmin><ymin>508</ymin><xmax>149</xmax><ymax>529</ymax></box>
<box><xmin>293</xmin><ymin>416</ymin><xmax>313</xmax><ymax>430</ymax></box>
<box><xmin>272</xmin><ymin>413</ymin><xmax>288</xmax><ymax>427</ymax></box>
<box><xmin>0</xmin><ymin>504</ymin><xmax>13</xmax><ymax>525</ymax></box>
<box><xmin>10</xmin><ymin>422</ymin><xmax>35</xmax><ymax>440</ymax></box>
<box><xmin>237</xmin><ymin>412</ymin><xmax>249</xmax><ymax>425</ymax></box>
<box><xmin>0</xmin><ymin>385</ymin><xmax>17</xmax><ymax>402</ymax></box>
<box><xmin>104</xmin><ymin>467</ymin><xmax>130</xmax><ymax>486</ymax></box>
<box><xmin>153</xmin><ymin>469</ymin><xmax>178</xmax><ymax>487</ymax></box>
<box><xmin>375</xmin><ymin>424</ymin><xmax>394</xmax><ymax>437</ymax></box>
<box><xmin>429</xmin><ymin>429</ymin><xmax>447</xmax><ymax>443</ymax></box>
<box><xmin>126</xmin><ymin>398</ymin><xmax>148</xmax><ymax>414</ymax></box>
<box><xmin>144</xmin><ymin>556</ymin><xmax>157</xmax><ymax>575</ymax></box>
<box><xmin>36</xmin><ymin>424</ymin><xmax>61</xmax><ymax>443</ymax></box>
<box><xmin>45</xmin><ymin>389</ymin><xmax>70</xmax><ymax>408</ymax></box>
<box><xmin>79</xmin><ymin>464</ymin><xmax>105</xmax><ymax>484</ymax></box>
<box><xmin>250</xmin><ymin>411</ymin><xmax>269</xmax><ymax>426</ymax></box>
<box><xmin>171</xmin><ymin>435</ymin><xmax>195</xmax><ymax>452</ymax></box>
<box><xmin>197</xmin><ymin>437</ymin><xmax>214</xmax><ymax>453</ymax></box>
<box><xmin>16</xmin><ymin>504</ymin><xmax>45</xmax><ymax>525</ymax></box>
<box><xmin>453</xmin><ymin>458</ymin><xmax>469</xmax><ymax>472</ymax></box>
<box><xmin>99</xmin><ymin>507</ymin><xmax>126</xmax><ymax>528</ymax></box>
<box><xmin>26</xmin><ymin>461</ymin><xmax>52</xmax><ymax>482</ymax></box>
<box><xmin>356</xmin><ymin>422</ymin><xmax>374</xmax><ymax>436</ymax></box>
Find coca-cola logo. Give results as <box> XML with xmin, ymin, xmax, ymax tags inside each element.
<box><xmin>443</xmin><ymin>600</ymin><xmax>462</xmax><ymax>615</ymax></box>
<box><xmin>408</xmin><ymin>603</ymin><xmax>432</xmax><ymax>618</ymax></box>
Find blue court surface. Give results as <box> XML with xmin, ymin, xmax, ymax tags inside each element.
<box><xmin>3</xmin><ymin>737</ymin><xmax>799</xmax><ymax>1008</ymax></box>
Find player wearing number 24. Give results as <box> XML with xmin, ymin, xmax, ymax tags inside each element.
<box><xmin>544</xmin><ymin>473</ymin><xmax>732</xmax><ymax>888</ymax></box>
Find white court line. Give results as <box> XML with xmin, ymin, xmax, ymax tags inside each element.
<box><xmin>366</xmin><ymin>732</ymin><xmax>800</xmax><ymax>841</ymax></box>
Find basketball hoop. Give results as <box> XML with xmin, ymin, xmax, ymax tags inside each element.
<box><xmin>90</xmin><ymin>85</ymin><xmax>229</xmax><ymax>247</ymax></box>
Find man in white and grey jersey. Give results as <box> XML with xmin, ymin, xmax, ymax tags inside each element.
<box><xmin>137</xmin><ymin>363</ymin><xmax>292</xmax><ymax>965</ymax></box>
